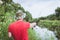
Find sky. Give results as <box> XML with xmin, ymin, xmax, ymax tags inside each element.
<box><xmin>13</xmin><ymin>0</ymin><xmax>60</xmax><ymax>18</ymax></box>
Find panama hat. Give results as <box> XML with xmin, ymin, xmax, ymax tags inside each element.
<box><xmin>16</xmin><ymin>10</ymin><xmax>24</xmax><ymax>17</ymax></box>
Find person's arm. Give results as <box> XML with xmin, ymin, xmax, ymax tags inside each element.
<box><xmin>26</xmin><ymin>22</ymin><xmax>36</xmax><ymax>29</ymax></box>
<box><xmin>8</xmin><ymin>32</ymin><xmax>12</xmax><ymax>38</ymax></box>
<box><xmin>8</xmin><ymin>24</ymin><xmax>12</xmax><ymax>38</ymax></box>
<box><xmin>30</xmin><ymin>22</ymin><xmax>36</xmax><ymax>28</ymax></box>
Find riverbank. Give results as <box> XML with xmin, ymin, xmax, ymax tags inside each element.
<box><xmin>38</xmin><ymin>20</ymin><xmax>60</xmax><ymax>40</ymax></box>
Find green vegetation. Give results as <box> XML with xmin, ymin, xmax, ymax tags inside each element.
<box><xmin>28</xmin><ymin>29</ymin><xmax>37</xmax><ymax>40</ymax></box>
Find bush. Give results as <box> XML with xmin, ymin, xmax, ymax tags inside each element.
<box><xmin>28</xmin><ymin>29</ymin><xmax>37</xmax><ymax>40</ymax></box>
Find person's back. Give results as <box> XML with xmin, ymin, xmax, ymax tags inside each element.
<box><xmin>8</xmin><ymin>20</ymin><xmax>30</xmax><ymax>40</ymax></box>
<box><xmin>8</xmin><ymin>10</ymin><xmax>36</xmax><ymax>40</ymax></box>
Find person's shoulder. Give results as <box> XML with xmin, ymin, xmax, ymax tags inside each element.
<box><xmin>24</xmin><ymin>21</ymin><xmax>30</xmax><ymax>24</ymax></box>
<box><xmin>9</xmin><ymin>21</ymin><xmax>16</xmax><ymax>26</ymax></box>
<box><xmin>9</xmin><ymin>22</ymin><xmax>14</xmax><ymax>26</ymax></box>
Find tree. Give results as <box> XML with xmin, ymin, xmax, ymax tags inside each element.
<box><xmin>39</xmin><ymin>17</ymin><xmax>47</xmax><ymax>20</ymax></box>
<box><xmin>47</xmin><ymin>14</ymin><xmax>57</xmax><ymax>20</ymax></box>
<box><xmin>55</xmin><ymin>7</ymin><xmax>60</xmax><ymax>20</ymax></box>
<box><xmin>24</xmin><ymin>11</ymin><xmax>32</xmax><ymax>22</ymax></box>
<box><xmin>2</xmin><ymin>0</ymin><xmax>12</xmax><ymax>3</ymax></box>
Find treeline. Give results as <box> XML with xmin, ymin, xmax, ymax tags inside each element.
<box><xmin>38</xmin><ymin>7</ymin><xmax>60</xmax><ymax>20</ymax></box>
<box><xmin>30</xmin><ymin>7</ymin><xmax>60</xmax><ymax>25</ymax></box>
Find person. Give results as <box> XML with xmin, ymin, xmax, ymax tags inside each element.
<box><xmin>8</xmin><ymin>10</ymin><xmax>36</xmax><ymax>40</ymax></box>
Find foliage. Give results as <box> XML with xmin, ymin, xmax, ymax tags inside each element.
<box><xmin>28</xmin><ymin>29</ymin><xmax>37</xmax><ymax>40</ymax></box>
<box><xmin>47</xmin><ymin>14</ymin><xmax>57</xmax><ymax>20</ymax></box>
<box><xmin>24</xmin><ymin>11</ymin><xmax>32</xmax><ymax>22</ymax></box>
<box><xmin>0</xmin><ymin>12</ymin><xmax>14</xmax><ymax>40</ymax></box>
<box><xmin>37</xmin><ymin>7</ymin><xmax>60</xmax><ymax>20</ymax></box>
<box><xmin>39</xmin><ymin>17</ymin><xmax>47</xmax><ymax>20</ymax></box>
<box><xmin>55</xmin><ymin>7</ymin><xmax>60</xmax><ymax>17</ymax></box>
<box><xmin>55</xmin><ymin>7</ymin><xmax>60</xmax><ymax>20</ymax></box>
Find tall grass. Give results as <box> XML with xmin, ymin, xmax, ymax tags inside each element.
<box><xmin>28</xmin><ymin>29</ymin><xmax>37</xmax><ymax>40</ymax></box>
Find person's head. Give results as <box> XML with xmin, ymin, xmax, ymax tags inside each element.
<box><xmin>15</xmin><ymin>10</ymin><xmax>24</xmax><ymax>20</ymax></box>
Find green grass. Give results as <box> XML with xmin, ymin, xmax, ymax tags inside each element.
<box><xmin>28</xmin><ymin>28</ymin><xmax>37</xmax><ymax>40</ymax></box>
<box><xmin>38</xmin><ymin>20</ymin><xmax>60</xmax><ymax>28</ymax></box>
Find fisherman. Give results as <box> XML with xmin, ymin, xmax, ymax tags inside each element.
<box><xmin>8</xmin><ymin>10</ymin><xmax>36</xmax><ymax>40</ymax></box>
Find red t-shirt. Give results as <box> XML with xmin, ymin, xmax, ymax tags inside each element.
<box><xmin>8</xmin><ymin>20</ymin><xmax>30</xmax><ymax>40</ymax></box>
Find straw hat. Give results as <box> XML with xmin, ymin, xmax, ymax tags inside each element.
<box><xmin>16</xmin><ymin>10</ymin><xmax>24</xmax><ymax>17</ymax></box>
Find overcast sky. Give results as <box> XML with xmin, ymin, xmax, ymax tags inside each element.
<box><xmin>13</xmin><ymin>0</ymin><xmax>60</xmax><ymax>18</ymax></box>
